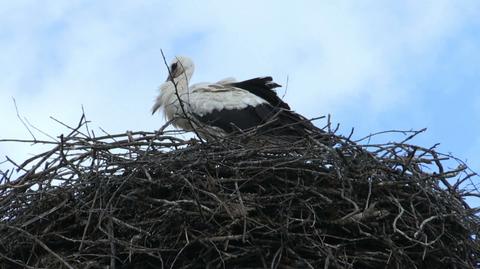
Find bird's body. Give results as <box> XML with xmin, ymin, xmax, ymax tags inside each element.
<box><xmin>152</xmin><ymin>56</ymin><xmax>322</xmax><ymax>139</ymax></box>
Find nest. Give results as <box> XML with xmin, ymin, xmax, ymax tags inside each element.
<box><xmin>0</xmin><ymin>116</ymin><xmax>479</xmax><ymax>269</ymax></box>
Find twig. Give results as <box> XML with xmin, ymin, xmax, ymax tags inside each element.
<box><xmin>12</xmin><ymin>97</ymin><xmax>36</xmax><ymax>141</ymax></box>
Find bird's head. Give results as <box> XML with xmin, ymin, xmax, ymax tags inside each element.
<box><xmin>166</xmin><ymin>56</ymin><xmax>195</xmax><ymax>82</ymax></box>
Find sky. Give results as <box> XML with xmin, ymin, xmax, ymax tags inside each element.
<box><xmin>0</xmin><ymin>1</ymin><xmax>479</xmax><ymax>203</ymax></box>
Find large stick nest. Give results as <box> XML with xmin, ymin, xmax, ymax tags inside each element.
<box><xmin>0</xmin><ymin>116</ymin><xmax>479</xmax><ymax>268</ymax></box>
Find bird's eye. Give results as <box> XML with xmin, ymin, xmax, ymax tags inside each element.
<box><xmin>171</xmin><ymin>63</ymin><xmax>178</xmax><ymax>72</ymax></box>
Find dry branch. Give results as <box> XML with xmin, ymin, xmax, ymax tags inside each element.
<box><xmin>0</xmin><ymin>116</ymin><xmax>479</xmax><ymax>269</ymax></box>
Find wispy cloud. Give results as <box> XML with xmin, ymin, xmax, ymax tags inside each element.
<box><xmin>1</xmin><ymin>1</ymin><xmax>479</xmax><ymax>173</ymax></box>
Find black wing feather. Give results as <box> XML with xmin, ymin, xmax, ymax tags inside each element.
<box><xmin>196</xmin><ymin>103</ymin><xmax>322</xmax><ymax>137</ymax></box>
<box><xmin>229</xmin><ymin>77</ymin><xmax>290</xmax><ymax>109</ymax></box>
<box><xmin>254</xmin><ymin>105</ymin><xmax>323</xmax><ymax>136</ymax></box>
<box><xmin>195</xmin><ymin>77</ymin><xmax>322</xmax><ymax>137</ymax></box>
<box><xmin>195</xmin><ymin>105</ymin><xmax>268</xmax><ymax>133</ymax></box>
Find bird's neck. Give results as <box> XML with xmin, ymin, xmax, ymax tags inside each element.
<box><xmin>171</xmin><ymin>72</ymin><xmax>191</xmax><ymax>95</ymax></box>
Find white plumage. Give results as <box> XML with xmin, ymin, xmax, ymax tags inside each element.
<box><xmin>152</xmin><ymin>56</ymin><xmax>321</xmax><ymax>139</ymax></box>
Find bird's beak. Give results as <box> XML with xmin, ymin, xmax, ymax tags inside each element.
<box><xmin>152</xmin><ymin>103</ymin><xmax>160</xmax><ymax>115</ymax></box>
<box><xmin>166</xmin><ymin>74</ymin><xmax>172</xmax><ymax>82</ymax></box>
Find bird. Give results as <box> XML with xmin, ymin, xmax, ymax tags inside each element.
<box><xmin>152</xmin><ymin>56</ymin><xmax>323</xmax><ymax>140</ymax></box>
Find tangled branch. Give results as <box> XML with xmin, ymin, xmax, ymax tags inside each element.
<box><xmin>0</xmin><ymin>116</ymin><xmax>479</xmax><ymax>268</ymax></box>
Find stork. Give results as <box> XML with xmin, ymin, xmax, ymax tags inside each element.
<box><xmin>152</xmin><ymin>56</ymin><xmax>322</xmax><ymax>139</ymax></box>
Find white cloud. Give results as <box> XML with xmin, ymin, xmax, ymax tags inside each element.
<box><xmin>1</xmin><ymin>1</ymin><xmax>479</xmax><ymax>172</ymax></box>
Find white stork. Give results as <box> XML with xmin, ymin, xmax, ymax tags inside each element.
<box><xmin>152</xmin><ymin>56</ymin><xmax>322</xmax><ymax>139</ymax></box>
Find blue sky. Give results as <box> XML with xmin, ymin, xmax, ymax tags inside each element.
<box><xmin>1</xmin><ymin>1</ymin><xmax>479</xmax><ymax>203</ymax></box>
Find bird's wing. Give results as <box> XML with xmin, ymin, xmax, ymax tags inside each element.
<box><xmin>188</xmin><ymin>85</ymin><xmax>266</xmax><ymax>113</ymax></box>
<box><xmin>188</xmin><ymin>84</ymin><xmax>321</xmax><ymax>136</ymax></box>
<box><xmin>226</xmin><ymin>77</ymin><xmax>324</xmax><ymax>135</ymax></box>
<box><xmin>187</xmin><ymin>84</ymin><xmax>268</xmax><ymax>132</ymax></box>
<box><xmin>227</xmin><ymin>77</ymin><xmax>290</xmax><ymax>109</ymax></box>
